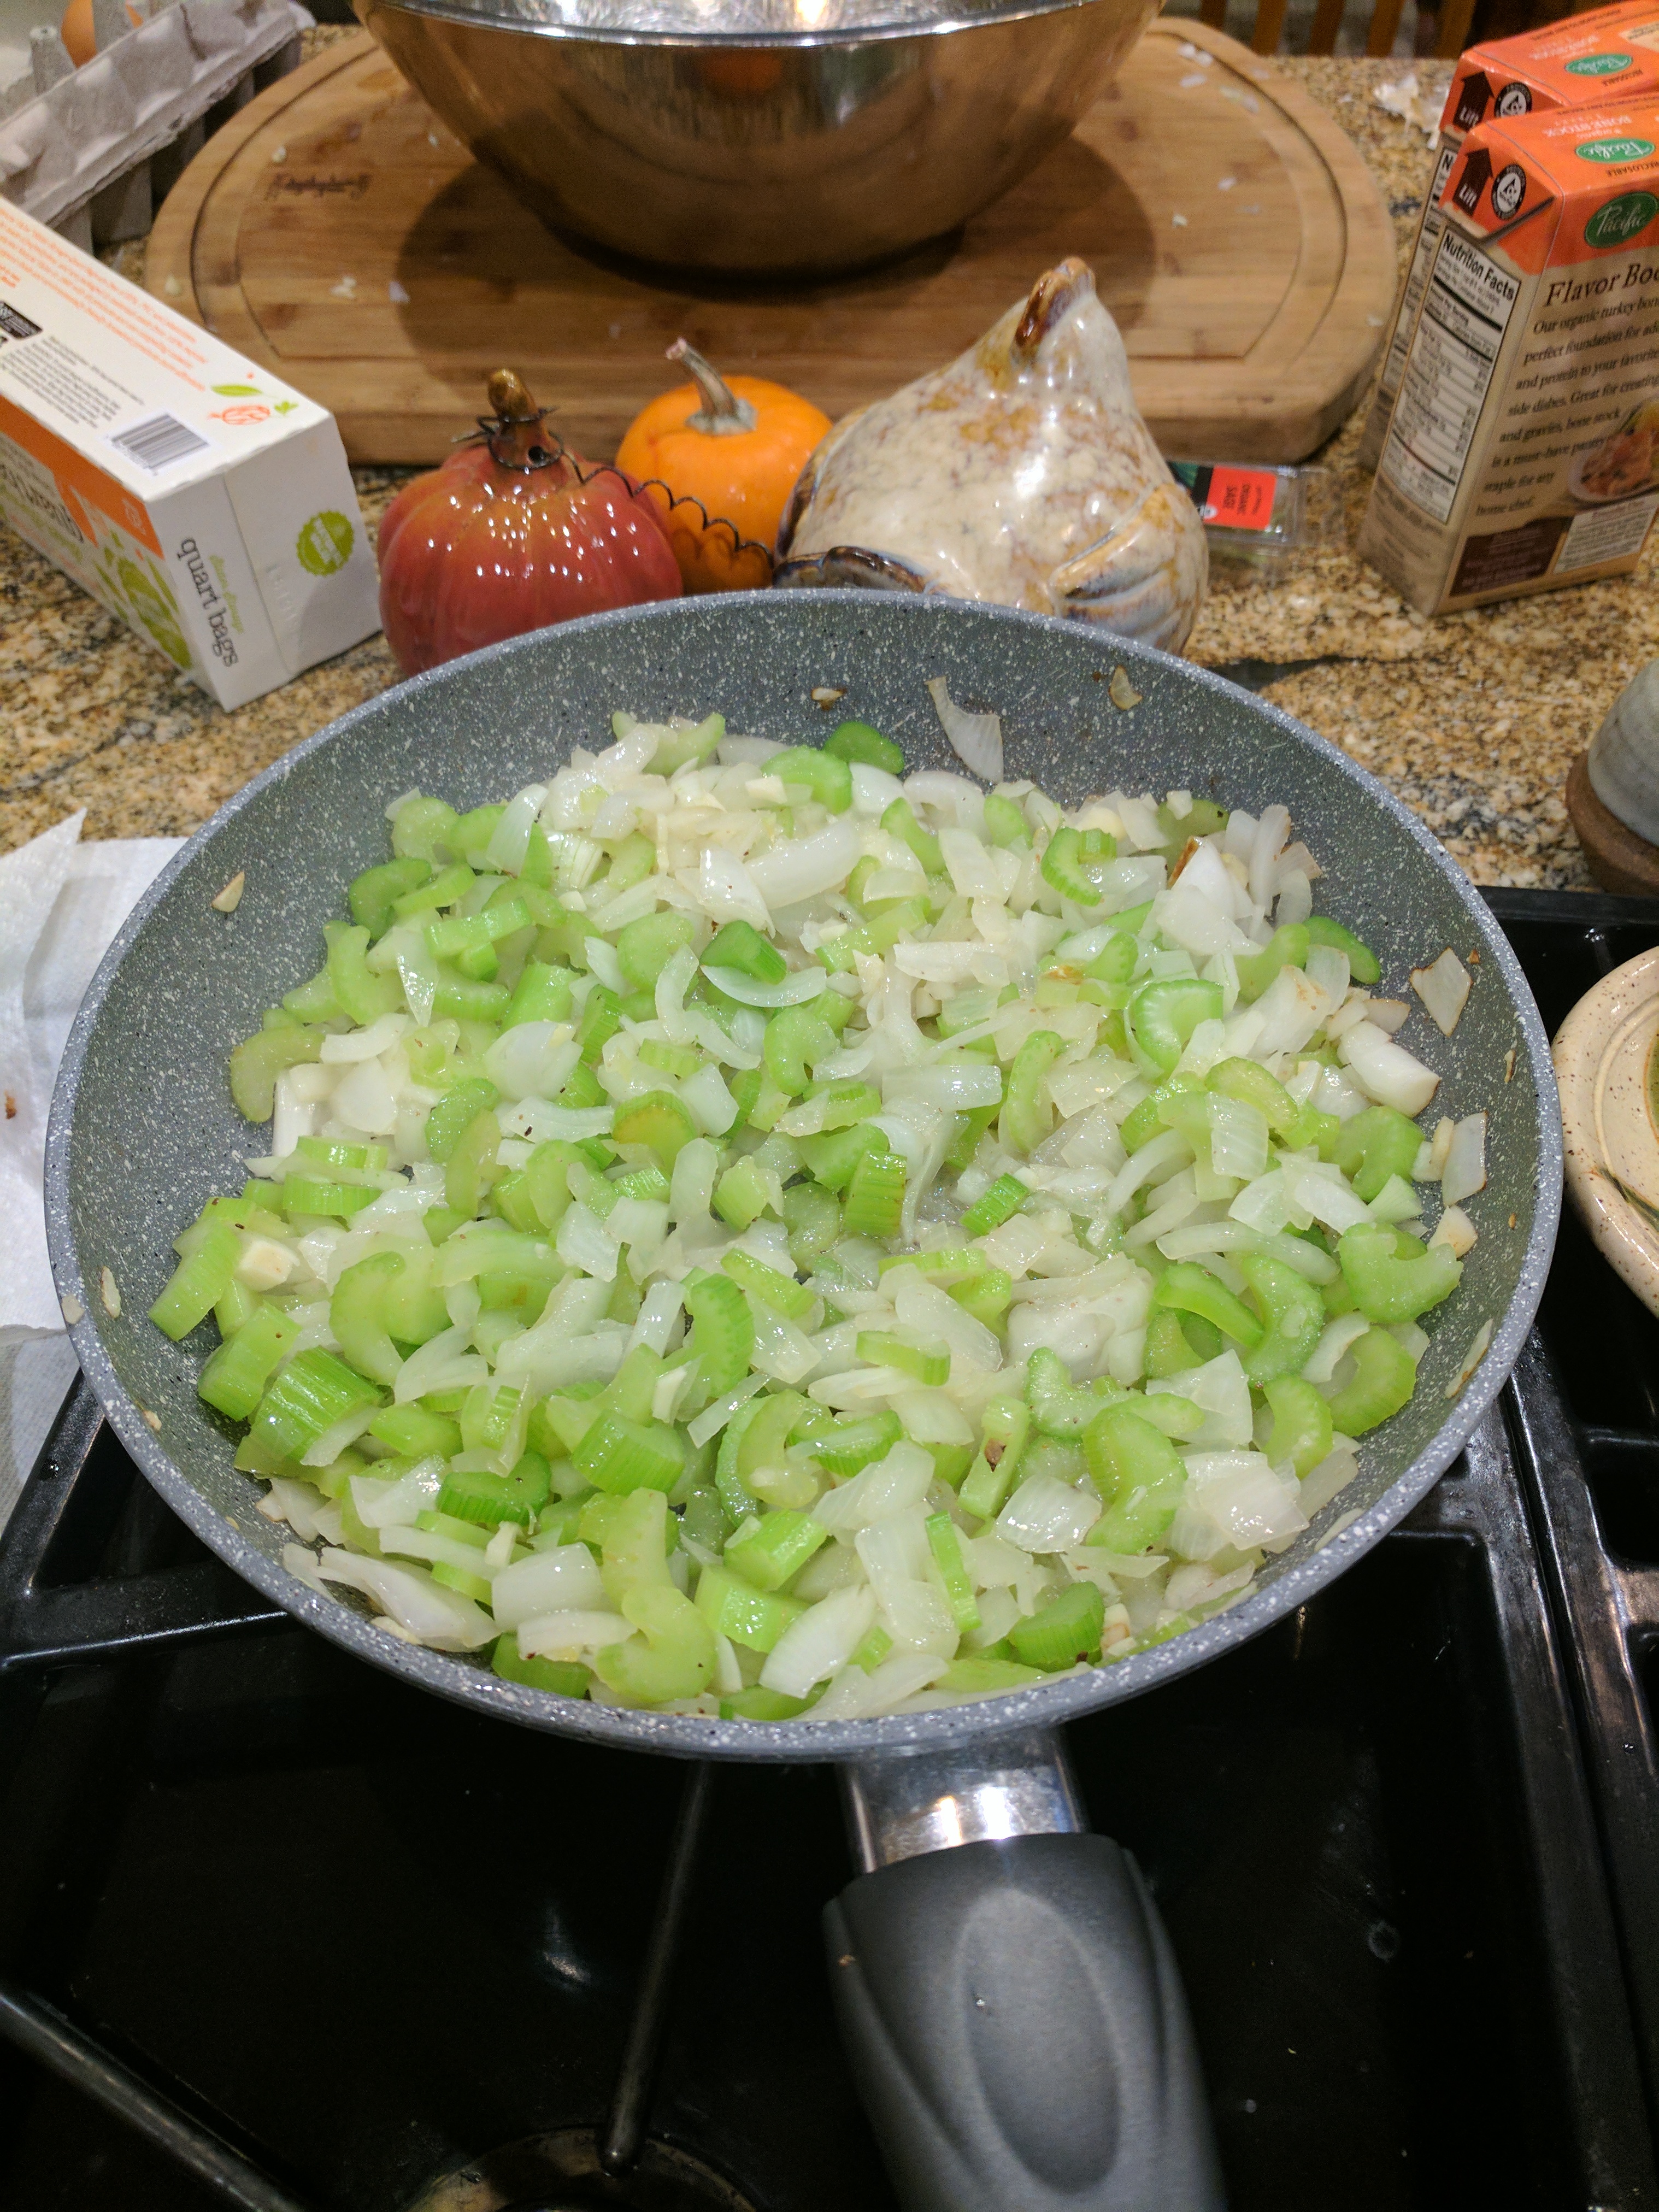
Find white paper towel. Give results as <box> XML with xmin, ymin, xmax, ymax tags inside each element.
<box><xmin>0</xmin><ymin>811</ymin><xmax>181</xmax><ymax>1522</ymax></box>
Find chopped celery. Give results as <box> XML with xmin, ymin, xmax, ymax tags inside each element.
<box><xmin>842</xmin><ymin>1145</ymin><xmax>905</xmax><ymax>1238</ymax></box>
<box><xmin>825</xmin><ymin>719</ymin><xmax>904</xmax><ymax>774</ymax></box>
<box><xmin>1337</xmin><ymin>1225</ymin><xmax>1461</xmax><ymax>1323</ymax></box>
<box><xmin>493</xmin><ymin>1636</ymin><xmax>590</xmax><ymax>1698</ymax></box>
<box><xmin>1009</xmin><ymin>1583</ymin><xmax>1105</xmax><ymax>1669</ymax></box>
<box><xmin>1327</xmin><ymin>1327</ymin><xmax>1416</xmax><ymax>1436</ymax></box>
<box><xmin>925</xmin><ymin>1513</ymin><xmax>981</xmax><ymax>1632</ymax></box>
<box><xmin>1306</xmin><ymin>914</ymin><xmax>1380</xmax><ymax>985</ymax></box>
<box><xmin>725</xmin><ymin>1509</ymin><xmax>827</xmax><ymax>1592</ymax></box>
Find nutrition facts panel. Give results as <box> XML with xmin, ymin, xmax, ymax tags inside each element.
<box><xmin>1379</xmin><ymin>143</ymin><xmax>1457</xmax><ymax>402</ymax></box>
<box><xmin>1382</xmin><ymin>230</ymin><xmax>1519</xmax><ymax>523</ymax></box>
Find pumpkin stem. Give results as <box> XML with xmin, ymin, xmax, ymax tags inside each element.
<box><xmin>667</xmin><ymin>338</ymin><xmax>757</xmax><ymax>437</ymax></box>
<box><xmin>483</xmin><ymin>368</ymin><xmax>563</xmax><ymax>470</ymax></box>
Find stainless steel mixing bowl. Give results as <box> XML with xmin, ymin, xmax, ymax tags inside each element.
<box><xmin>352</xmin><ymin>0</ymin><xmax>1161</xmax><ymax>276</ymax></box>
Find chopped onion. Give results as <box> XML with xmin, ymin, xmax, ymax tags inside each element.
<box><xmin>1445</xmin><ymin>1319</ymin><xmax>1493</xmax><ymax>1399</ymax></box>
<box><xmin>1411</xmin><ymin>948</ymin><xmax>1472</xmax><ymax>1037</ymax></box>
<box><xmin>926</xmin><ymin>676</ymin><xmax>1003</xmax><ymax>783</ymax></box>
<box><xmin>1338</xmin><ymin>1021</ymin><xmax>1440</xmax><ymax>1117</ymax></box>
<box><xmin>746</xmin><ymin>820</ymin><xmax>861</xmax><ymax>904</ymax></box>
<box><xmin>1302</xmin><ymin>1311</ymin><xmax>1371</xmax><ymax>1382</ymax></box>
<box><xmin>320</xmin><ymin>1012</ymin><xmax>412</xmax><ymax>1064</ymax></box>
<box><xmin>811</xmin><ymin>1650</ymin><xmax>946</xmax><ymax>1720</ymax></box>
<box><xmin>761</xmin><ymin>1584</ymin><xmax>877</xmax><ymax>1698</ymax></box>
<box><xmin>1430</xmin><ymin>1203</ymin><xmax>1477</xmax><ymax>1258</ymax></box>
<box><xmin>485</xmin><ymin>783</ymin><xmax>549</xmax><ymax>874</ymax></box>
<box><xmin>491</xmin><ymin>1545</ymin><xmax>606</xmax><ymax>1631</ymax></box>
<box><xmin>996</xmin><ymin>1473</ymin><xmax>1101</xmax><ymax>1551</ymax></box>
<box><xmin>696</xmin><ymin>848</ymin><xmax>770</xmax><ymax>928</ymax></box>
<box><xmin>314</xmin><ymin>1549</ymin><xmax>497</xmax><ymax>1651</ymax></box>
<box><xmin>701</xmin><ymin>962</ymin><xmax>827</xmax><ymax>1008</ymax></box>
<box><xmin>484</xmin><ymin>1022</ymin><xmax>578</xmax><ymax>1103</ymax></box>
<box><xmin>517</xmin><ymin>1608</ymin><xmax>636</xmax><ymax>1660</ymax></box>
<box><xmin>1439</xmin><ymin>1112</ymin><xmax>1487</xmax><ymax>1208</ymax></box>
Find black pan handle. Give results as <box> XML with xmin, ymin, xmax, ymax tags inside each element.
<box><xmin>825</xmin><ymin>1728</ymin><xmax>1225</xmax><ymax>2212</ymax></box>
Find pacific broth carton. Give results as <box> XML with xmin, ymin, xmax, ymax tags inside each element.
<box><xmin>1356</xmin><ymin>97</ymin><xmax>1659</xmax><ymax>616</ymax></box>
<box><xmin>0</xmin><ymin>196</ymin><xmax>377</xmax><ymax>708</ymax></box>
<box><xmin>1357</xmin><ymin>0</ymin><xmax>1659</xmax><ymax>470</ymax></box>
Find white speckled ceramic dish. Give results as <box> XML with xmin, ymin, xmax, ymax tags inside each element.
<box><xmin>44</xmin><ymin>591</ymin><xmax>1562</xmax><ymax>1762</ymax></box>
<box><xmin>1555</xmin><ymin>946</ymin><xmax>1659</xmax><ymax>1319</ymax></box>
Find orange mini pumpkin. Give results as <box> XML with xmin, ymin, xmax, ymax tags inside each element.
<box><xmin>615</xmin><ymin>341</ymin><xmax>831</xmax><ymax>594</ymax></box>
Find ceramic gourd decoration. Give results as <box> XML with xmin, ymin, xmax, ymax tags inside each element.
<box><xmin>774</xmin><ymin>257</ymin><xmax>1208</xmax><ymax>654</ymax></box>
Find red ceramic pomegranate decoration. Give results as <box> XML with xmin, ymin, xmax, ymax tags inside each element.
<box><xmin>376</xmin><ymin>368</ymin><xmax>683</xmax><ymax>675</ymax></box>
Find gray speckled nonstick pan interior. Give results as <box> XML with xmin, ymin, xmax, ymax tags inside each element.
<box><xmin>45</xmin><ymin>591</ymin><xmax>1561</xmax><ymax>1762</ymax></box>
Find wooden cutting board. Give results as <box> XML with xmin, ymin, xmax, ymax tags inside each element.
<box><xmin>147</xmin><ymin>21</ymin><xmax>1395</xmax><ymax>464</ymax></box>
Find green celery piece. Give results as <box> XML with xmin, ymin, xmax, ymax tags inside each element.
<box><xmin>282</xmin><ymin>966</ymin><xmax>342</xmax><ymax>1022</ymax></box>
<box><xmin>393</xmin><ymin>860</ymin><xmax>475</xmax><ymax>920</ymax></box>
<box><xmin>963</xmin><ymin>1171</ymin><xmax>1028</xmax><ymax>1232</ymax></box>
<box><xmin>681</xmin><ymin>1275</ymin><xmax>754</xmax><ymax>1399</ymax></box>
<box><xmin>1126</xmin><ymin>978</ymin><xmax>1223</xmax><ymax>1076</ymax></box>
<box><xmin>725</xmin><ymin>1508</ymin><xmax>827</xmax><ymax>1592</ymax></box>
<box><xmin>1041</xmin><ymin>825</ymin><xmax>1115</xmax><ymax>904</ymax></box>
<box><xmin>1131</xmin><ymin>1391</ymin><xmax>1202</xmax><ymax>1439</ymax></box>
<box><xmin>350</xmin><ymin>856</ymin><xmax>431</xmax><ymax>938</ymax></box>
<box><xmin>325</xmin><ymin>919</ymin><xmax>402</xmax><ymax>1025</ymax></box>
<box><xmin>577</xmin><ymin>984</ymin><xmax>622</xmax><ymax>1063</ymax></box>
<box><xmin>790</xmin><ymin>1408</ymin><xmax>901</xmax><ymax>1476</ymax></box>
<box><xmin>1009</xmin><ymin>1582</ymin><xmax>1105</xmax><ymax>1668</ymax></box>
<box><xmin>925</xmin><ymin>1512</ymin><xmax>981</xmax><ymax>1633</ymax></box>
<box><xmin>720</xmin><ymin>1686</ymin><xmax>811</xmax><ymax>1721</ymax></box>
<box><xmin>763</xmin><ymin>1004</ymin><xmax>838</xmax><ymax>1096</ymax></box>
<box><xmin>149</xmin><ymin>1220</ymin><xmax>243</xmax><ymax>1340</ymax></box>
<box><xmin>644</xmin><ymin>712</ymin><xmax>725</xmax><ymax>775</ymax></box>
<box><xmin>798</xmin><ymin>1121</ymin><xmax>886</xmax><ymax>1191</ymax></box>
<box><xmin>704</xmin><ymin>919</ymin><xmax>786</xmax><ymax>984</ymax></box>
<box><xmin>459</xmin><ymin>1379</ymin><xmax>522</xmax><ymax>1453</ymax></box>
<box><xmin>951</xmin><ymin>1267</ymin><xmax>1013</xmax><ymax>1327</ymax></box>
<box><xmin>250</xmin><ymin>1349</ymin><xmax>379</xmax><ymax>1461</ymax></box>
<box><xmin>959</xmin><ymin>1397</ymin><xmax>1030</xmax><ymax>1520</ymax></box>
<box><xmin>445</xmin><ymin>1110</ymin><xmax>503</xmax><ymax>1219</ymax></box>
<box><xmin>1206</xmin><ymin>1056</ymin><xmax>1297</xmax><ymax>1133</ymax></box>
<box><xmin>1082</xmin><ymin>1403</ymin><xmax>1185</xmax><ymax>1550</ymax></box>
<box><xmin>279</xmin><ymin>1176</ymin><xmax>379</xmax><ymax>1223</ymax></box>
<box><xmin>638</xmin><ymin>1039</ymin><xmax>702</xmax><ymax>1081</ymax></box>
<box><xmin>598</xmin><ymin>1486</ymin><xmax>675</xmax><ymax>1603</ymax></box>
<box><xmin>197</xmin><ymin>1301</ymin><xmax>299</xmax><ymax>1421</ymax></box>
<box><xmin>722</xmin><ymin>1248</ymin><xmax>814</xmax><ymax>1320</ymax></box>
<box><xmin>594</xmin><ymin>1584</ymin><xmax>717</xmax><ymax>1704</ymax></box>
<box><xmin>1026</xmin><ymin>1346</ymin><xmax>1108</xmax><ymax>1438</ymax></box>
<box><xmin>826</xmin><ymin>720</ymin><xmax>904</xmax><ymax>773</ymax></box>
<box><xmin>851</xmin><ymin>1624</ymin><xmax>893</xmax><ymax>1672</ymax></box>
<box><xmin>451</xmin><ymin>803</ymin><xmax>505</xmax><ymax>864</ymax></box>
<box><xmin>857</xmin><ymin>1331</ymin><xmax>950</xmax><ymax>1384</ymax></box>
<box><xmin>771</xmin><ymin>746</ymin><xmax>854</xmax><ymax>812</ymax></box>
<box><xmin>369</xmin><ymin>1402</ymin><xmax>463</xmax><ymax>1459</ymax></box>
<box><xmin>492</xmin><ymin>1636</ymin><xmax>589</xmax><ymax>1699</ymax></box>
<box><xmin>440</xmin><ymin>1452</ymin><xmax>551</xmax><ymax>1528</ymax></box>
<box><xmin>1235</xmin><ymin>923</ymin><xmax>1310</xmax><ymax>1004</ymax></box>
<box><xmin>783</xmin><ymin>1183</ymin><xmax>840</xmax><ymax>1268</ymax></box>
<box><xmin>616</xmin><ymin>910</ymin><xmax>696</xmax><ymax>990</ymax></box>
<box><xmin>1326</xmin><ymin>1327</ymin><xmax>1416</xmax><ymax>1436</ymax></box>
<box><xmin>425</xmin><ymin>1079</ymin><xmax>500</xmax><ymax>1163</ymax></box>
<box><xmin>228</xmin><ymin>1021</ymin><xmax>323</xmax><ymax>1122</ymax></box>
<box><xmin>881</xmin><ymin>797</ymin><xmax>943</xmax><ymax>874</ymax></box>
<box><xmin>843</xmin><ymin>1146</ymin><xmax>906</xmax><ymax>1239</ymax></box>
<box><xmin>1284</xmin><ymin>1103</ymin><xmax>1341</xmax><ymax>1158</ymax></box>
<box><xmin>941</xmin><ymin>1656</ymin><xmax>1044</xmax><ymax>1694</ymax></box>
<box><xmin>1261</xmin><ymin>1376</ymin><xmax>1334</xmax><ymax>1476</ymax></box>
<box><xmin>613</xmin><ymin>1090</ymin><xmax>697</xmax><ymax>1171</ymax></box>
<box><xmin>575</xmin><ymin>1411</ymin><xmax>685</xmax><ymax>1495</ymax></box>
<box><xmin>983</xmin><ymin>793</ymin><xmax>1031</xmax><ymax>849</ymax></box>
<box><xmin>1152</xmin><ymin>1261</ymin><xmax>1263</xmax><ymax>1349</ymax></box>
<box><xmin>1337</xmin><ymin>1225</ymin><xmax>1461</xmax><ymax>1323</ymax></box>
<box><xmin>694</xmin><ymin>1562</ymin><xmax>805</xmax><ymax>1653</ymax></box>
<box><xmin>214</xmin><ymin>1277</ymin><xmax>259</xmax><ymax>1338</ymax></box>
<box><xmin>1000</xmin><ymin>1031</ymin><xmax>1064</xmax><ymax>1155</ymax></box>
<box><xmin>1237</xmin><ymin>1254</ymin><xmax>1325</xmax><ymax>1385</ymax></box>
<box><xmin>1144</xmin><ymin>1308</ymin><xmax>1197</xmax><ymax>1380</ymax></box>
<box><xmin>1306</xmin><ymin>914</ymin><xmax>1381</xmax><ymax>985</ymax></box>
<box><xmin>1120</xmin><ymin>1072</ymin><xmax>1205</xmax><ymax>1154</ymax></box>
<box><xmin>330</xmin><ymin>1252</ymin><xmax>407</xmax><ymax>1385</ymax></box>
<box><xmin>713</xmin><ymin>1397</ymin><xmax>766</xmax><ymax>1525</ymax></box>
<box><xmin>391</xmin><ymin>795</ymin><xmax>460</xmax><ymax>862</ymax></box>
<box><xmin>433</xmin><ymin>974</ymin><xmax>510</xmax><ymax>1023</ymax></box>
<box><xmin>1333</xmin><ymin>1105</ymin><xmax>1424</xmax><ymax>1202</ymax></box>
<box><xmin>415</xmin><ymin>1507</ymin><xmax>493</xmax><ymax>1550</ymax></box>
<box><xmin>296</xmin><ymin>1134</ymin><xmax>386</xmax><ymax>1173</ymax></box>
<box><xmin>504</xmin><ymin>960</ymin><xmax>573</xmax><ymax>1029</ymax></box>
<box><xmin>430</xmin><ymin>1555</ymin><xmax>494</xmax><ymax>1603</ymax></box>
<box><xmin>713</xmin><ymin>1157</ymin><xmax>774</xmax><ymax>1231</ymax></box>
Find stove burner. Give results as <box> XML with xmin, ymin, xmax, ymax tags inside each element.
<box><xmin>402</xmin><ymin>2129</ymin><xmax>757</xmax><ymax>2212</ymax></box>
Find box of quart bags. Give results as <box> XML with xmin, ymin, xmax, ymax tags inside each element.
<box><xmin>1357</xmin><ymin>96</ymin><xmax>1659</xmax><ymax>616</ymax></box>
<box><xmin>0</xmin><ymin>196</ymin><xmax>377</xmax><ymax>709</ymax></box>
<box><xmin>1357</xmin><ymin>0</ymin><xmax>1659</xmax><ymax>470</ymax></box>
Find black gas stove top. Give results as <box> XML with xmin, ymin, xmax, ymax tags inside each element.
<box><xmin>2</xmin><ymin>890</ymin><xmax>1657</xmax><ymax>2212</ymax></box>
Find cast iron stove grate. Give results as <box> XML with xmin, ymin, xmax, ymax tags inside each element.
<box><xmin>0</xmin><ymin>889</ymin><xmax>1655</xmax><ymax>2212</ymax></box>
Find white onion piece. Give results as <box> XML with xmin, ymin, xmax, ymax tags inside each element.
<box><xmin>926</xmin><ymin>676</ymin><xmax>1003</xmax><ymax>783</ymax></box>
<box><xmin>813</xmin><ymin>1441</ymin><xmax>936</xmax><ymax>1530</ymax></box>
<box><xmin>491</xmin><ymin>1544</ymin><xmax>607</xmax><ymax>1631</ymax></box>
<box><xmin>1430</xmin><ymin>1203</ymin><xmax>1478</xmax><ymax>1258</ymax></box>
<box><xmin>320</xmin><ymin>1012</ymin><xmax>412</xmax><ymax>1064</ymax></box>
<box><xmin>485</xmin><ymin>783</ymin><xmax>548</xmax><ymax>874</ymax></box>
<box><xmin>393</xmin><ymin>1327</ymin><xmax>490</xmax><ymax>1403</ymax></box>
<box><xmin>1440</xmin><ymin>1112</ymin><xmax>1487</xmax><ymax>1208</ymax></box>
<box><xmin>1367</xmin><ymin>998</ymin><xmax>1411</xmax><ymax>1036</ymax></box>
<box><xmin>556</xmin><ymin>1202</ymin><xmax>619</xmax><ymax>1283</ymax></box>
<box><xmin>1302</xmin><ymin>1311</ymin><xmax>1372</xmax><ymax>1382</ymax></box>
<box><xmin>1445</xmin><ymin>1319</ymin><xmax>1493</xmax><ymax>1398</ymax></box>
<box><xmin>811</xmin><ymin>1651</ymin><xmax>948</xmax><ymax>1720</ymax></box>
<box><xmin>1275</xmin><ymin>869</ymin><xmax>1313</xmax><ymax>926</ymax></box>
<box><xmin>314</xmin><ymin>1548</ymin><xmax>497</xmax><ymax>1650</ymax></box>
<box><xmin>701</xmin><ymin>962</ymin><xmax>827</xmax><ymax>1007</ymax></box>
<box><xmin>1411</xmin><ymin>948</ymin><xmax>1472</xmax><ymax>1037</ymax></box>
<box><xmin>696</xmin><ymin>847</ymin><xmax>770</xmax><ymax>928</ymax></box>
<box><xmin>1338</xmin><ymin>1021</ymin><xmax>1440</xmax><ymax>1116</ymax></box>
<box><xmin>746</xmin><ymin>819</ymin><xmax>861</xmax><ymax>904</ymax></box>
<box><xmin>680</xmin><ymin>1064</ymin><xmax>739</xmax><ymax>1135</ymax></box>
<box><xmin>517</xmin><ymin>1609</ymin><xmax>636</xmax><ymax>1660</ymax></box>
<box><xmin>761</xmin><ymin>1584</ymin><xmax>877</xmax><ymax>1698</ymax></box>
<box><xmin>505</xmin><ymin>1101</ymin><xmax>615</xmax><ymax>1143</ymax></box>
<box><xmin>996</xmin><ymin>1473</ymin><xmax>1101</xmax><ymax>1551</ymax></box>
<box><xmin>484</xmin><ymin>1023</ymin><xmax>578</xmax><ymax>1103</ymax></box>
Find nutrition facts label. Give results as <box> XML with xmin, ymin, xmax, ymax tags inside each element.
<box><xmin>1382</xmin><ymin>230</ymin><xmax>1520</xmax><ymax>523</ymax></box>
<box><xmin>1378</xmin><ymin>143</ymin><xmax>1458</xmax><ymax>405</ymax></box>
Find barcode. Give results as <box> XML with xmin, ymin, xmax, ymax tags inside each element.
<box><xmin>108</xmin><ymin>413</ymin><xmax>210</xmax><ymax>473</ymax></box>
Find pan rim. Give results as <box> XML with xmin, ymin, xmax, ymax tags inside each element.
<box><xmin>43</xmin><ymin>590</ymin><xmax>1562</xmax><ymax>1762</ymax></box>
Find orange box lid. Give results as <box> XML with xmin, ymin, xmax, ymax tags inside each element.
<box><xmin>1443</xmin><ymin>0</ymin><xmax>1659</xmax><ymax>134</ymax></box>
<box><xmin>1438</xmin><ymin>95</ymin><xmax>1659</xmax><ymax>273</ymax></box>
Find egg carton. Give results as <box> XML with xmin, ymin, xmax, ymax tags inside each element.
<box><xmin>0</xmin><ymin>0</ymin><xmax>310</xmax><ymax>254</ymax></box>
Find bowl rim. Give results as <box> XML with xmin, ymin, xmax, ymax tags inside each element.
<box><xmin>45</xmin><ymin>589</ymin><xmax>1563</xmax><ymax>1766</ymax></box>
<box><xmin>1554</xmin><ymin>943</ymin><xmax>1659</xmax><ymax>1318</ymax></box>
<box><xmin>358</xmin><ymin>0</ymin><xmax>1133</xmax><ymax>52</ymax></box>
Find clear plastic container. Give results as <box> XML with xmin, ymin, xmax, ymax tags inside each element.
<box><xmin>1167</xmin><ymin>462</ymin><xmax>1343</xmax><ymax>571</ymax></box>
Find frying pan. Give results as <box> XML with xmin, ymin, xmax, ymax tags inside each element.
<box><xmin>45</xmin><ymin>591</ymin><xmax>1561</xmax><ymax>2210</ymax></box>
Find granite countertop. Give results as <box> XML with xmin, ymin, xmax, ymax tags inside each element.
<box><xmin>1</xmin><ymin>50</ymin><xmax>1650</xmax><ymax>886</ymax></box>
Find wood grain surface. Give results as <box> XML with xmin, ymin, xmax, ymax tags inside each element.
<box><xmin>146</xmin><ymin>20</ymin><xmax>1395</xmax><ymax>464</ymax></box>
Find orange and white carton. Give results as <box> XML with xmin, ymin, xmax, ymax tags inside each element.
<box><xmin>1358</xmin><ymin>97</ymin><xmax>1659</xmax><ymax>614</ymax></box>
<box><xmin>1358</xmin><ymin>0</ymin><xmax>1659</xmax><ymax>469</ymax></box>
<box><xmin>0</xmin><ymin>197</ymin><xmax>376</xmax><ymax>709</ymax></box>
